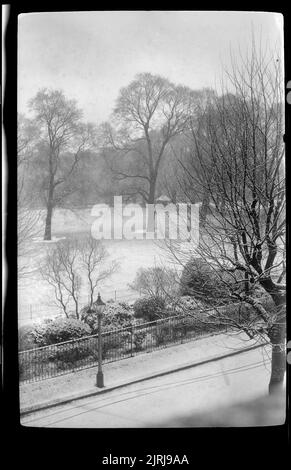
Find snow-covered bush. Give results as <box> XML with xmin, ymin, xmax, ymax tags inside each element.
<box><xmin>81</xmin><ymin>300</ymin><xmax>135</xmax><ymax>333</ymax></box>
<box><xmin>133</xmin><ymin>296</ymin><xmax>166</xmax><ymax>322</ymax></box>
<box><xmin>31</xmin><ymin>318</ymin><xmax>91</xmax><ymax>346</ymax></box>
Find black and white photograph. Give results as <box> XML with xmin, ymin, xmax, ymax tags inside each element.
<box><xmin>13</xmin><ymin>10</ymin><xmax>286</xmax><ymax>428</ymax></box>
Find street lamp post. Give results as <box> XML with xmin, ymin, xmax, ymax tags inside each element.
<box><xmin>94</xmin><ymin>292</ymin><xmax>106</xmax><ymax>388</ymax></box>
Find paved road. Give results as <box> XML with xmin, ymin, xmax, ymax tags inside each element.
<box><xmin>21</xmin><ymin>347</ymin><xmax>285</xmax><ymax>427</ymax></box>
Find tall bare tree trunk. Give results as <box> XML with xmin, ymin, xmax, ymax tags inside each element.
<box><xmin>260</xmin><ymin>279</ymin><xmax>286</xmax><ymax>395</ymax></box>
<box><xmin>148</xmin><ymin>176</ymin><xmax>156</xmax><ymax>204</ymax></box>
<box><xmin>147</xmin><ymin>176</ymin><xmax>156</xmax><ymax>232</ymax></box>
<box><xmin>44</xmin><ymin>199</ymin><xmax>53</xmax><ymax>240</ymax></box>
<box><xmin>44</xmin><ymin>159</ymin><xmax>55</xmax><ymax>241</ymax></box>
<box><xmin>44</xmin><ymin>178</ymin><xmax>54</xmax><ymax>240</ymax></box>
<box><xmin>268</xmin><ymin>316</ymin><xmax>286</xmax><ymax>395</ymax></box>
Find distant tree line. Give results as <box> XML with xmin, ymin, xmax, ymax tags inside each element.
<box><xmin>18</xmin><ymin>77</ymin><xmax>220</xmax><ymax>241</ymax></box>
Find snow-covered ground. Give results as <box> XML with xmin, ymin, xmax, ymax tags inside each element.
<box><xmin>21</xmin><ymin>345</ymin><xmax>285</xmax><ymax>427</ymax></box>
<box><xmin>18</xmin><ymin>207</ymin><xmax>187</xmax><ymax>325</ymax></box>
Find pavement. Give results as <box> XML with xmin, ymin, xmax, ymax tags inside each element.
<box><xmin>21</xmin><ymin>346</ymin><xmax>285</xmax><ymax>428</ymax></box>
<box><xmin>20</xmin><ymin>331</ymin><xmax>269</xmax><ymax>415</ymax></box>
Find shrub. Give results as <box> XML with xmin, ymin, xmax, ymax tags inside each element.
<box><xmin>166</xmin><ymin>298</ymin><xmax>228</xmax><ymax>336</ymax></box>
<box><xmin>133</xmin><ymin>331</ymin><xmax>147</xmax><ymax>351</ymax></box>
<box><xmin>102</xmin><ymin>330</ymin><xmax>131</xmax><ymax>358</ymax></box>
<box><xmin>130</xmin><ymin>266</ymin><xmax>179</xmax><ymax>300</ymax></box>
<box><xmin>166</xmin><ymin>295</ymin><xmax>208</xmax><ymax>315</ymax></box>
<box><xmin>102</xmin><ymin>301</ymin><xmax>135</xmax><ymax>330</ymax></box>
<box><xmin>133</xmin><ymin>296</ymin><xmax>166</xmax><ymax>322</ymax></box>
<box><xmin>172</xmin><ymin>322</ymin><xmax>189</xmax><ymax>339</ymax></box>
<box><xmin>18</xmin><ymin>324</ymin><xmax>37</xmax><ymax>351</ymax></box>
<box><xmin>179</xmin><ymin>258</ymin><xmax>237</xmax><ymax>305</ymax></box>
<box><xmin>31</xmin><ymin>318</ymin><xmax>91</xmax><ymax>346</ymax></box>
<box><xmin>18</xmin><ymin>348</ymin><xmax>52</xmax><ymax>382</ymax></box>
<box><xmin>80</xmin><ymin>305</ymin><xmax>98</xmax><ymax>331</ymax></box>
<box><xmin>49</xmin><ymin>342</ymin><xmax>96</xmax><ymax>365</ymax></box>
<box><xmin>154</xmin><ymin>324</ymin><xmax>172</xmax><ymax>345</ymax></box>
<box><xmin>81</xmin><ymin>300</ymin><xmax>135</xmax><ymax>333</ymax></box>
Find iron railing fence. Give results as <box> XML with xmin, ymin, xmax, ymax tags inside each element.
<box><xmin>19</xmin><ymin>312</ymin><xmax>228</xmax><ymax>384</ymax></box>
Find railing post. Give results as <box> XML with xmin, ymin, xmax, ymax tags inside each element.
<box><xmin>181</xmin><ymin>319</ymin><xmax>184</xmax><ymax>344</ymax></box>
<box><xmin>130</xmin><ymin>325</ymin><xmax>134</xmax><ymax>357</ymax></box>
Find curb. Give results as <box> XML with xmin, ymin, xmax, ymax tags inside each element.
<box><xmin>20</xmin><ymin>341</ymin><xmax>268</xmax><ymax>416</ymax></box>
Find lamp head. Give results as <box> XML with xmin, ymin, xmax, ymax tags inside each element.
<box><xmin>95</xmin><ymin>292</ymin><xmax>106</xmax><ymax>315</ymax></box>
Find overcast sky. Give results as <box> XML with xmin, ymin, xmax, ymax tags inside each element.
<box><xmin>18</xmin><ymin>11</ymin><xmax>283</xmax><ymax>124</ymax></box>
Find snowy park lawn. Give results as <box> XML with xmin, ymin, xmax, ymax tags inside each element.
<box><xmin>18</xmin><ymin>208</ymin><xmax>182</xmax><ymax>325</ymax></box>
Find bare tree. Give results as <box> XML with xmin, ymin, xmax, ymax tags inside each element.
<box><xmin>102</xmin><ymin>73</ymin><xmax>193</xmax><ymax>204</ymax></box>
<box><xmin>29</xmin><ymin>89</ymin><xmax>96</xmax><ymax>240</ymax></box>
<box><xmin>40</xmin><ymin>240</ymin><xmax>82</xmax><ymax>319</ymax></box>
<box><xmin>79</xmin><ymin>236</ymin><xmax>118</xmax><ymax>307</ymax></box>
<box><xmin>129</xmin><ymin>266</ymin><xmax>179</xmax><ymax>300</ymax></box>
<box><xmin>17</xmin><ymin>114</ymin><xmax>42</xmax><ymax>276</ymax></box>
<box><xmin>40</xmin><ymin>237</ymin><xmax>117</xmax><ymax>318</ymax></box>
<box><xmin>169</xmin><ymin>44</ymin><xmax>285</xmax><ymax>395</ymax></box>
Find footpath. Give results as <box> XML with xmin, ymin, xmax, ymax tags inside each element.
<box><xmin>20</xmin><ymin>331</ymin><xmax>268</xmax><ymax>415</ymax></box>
